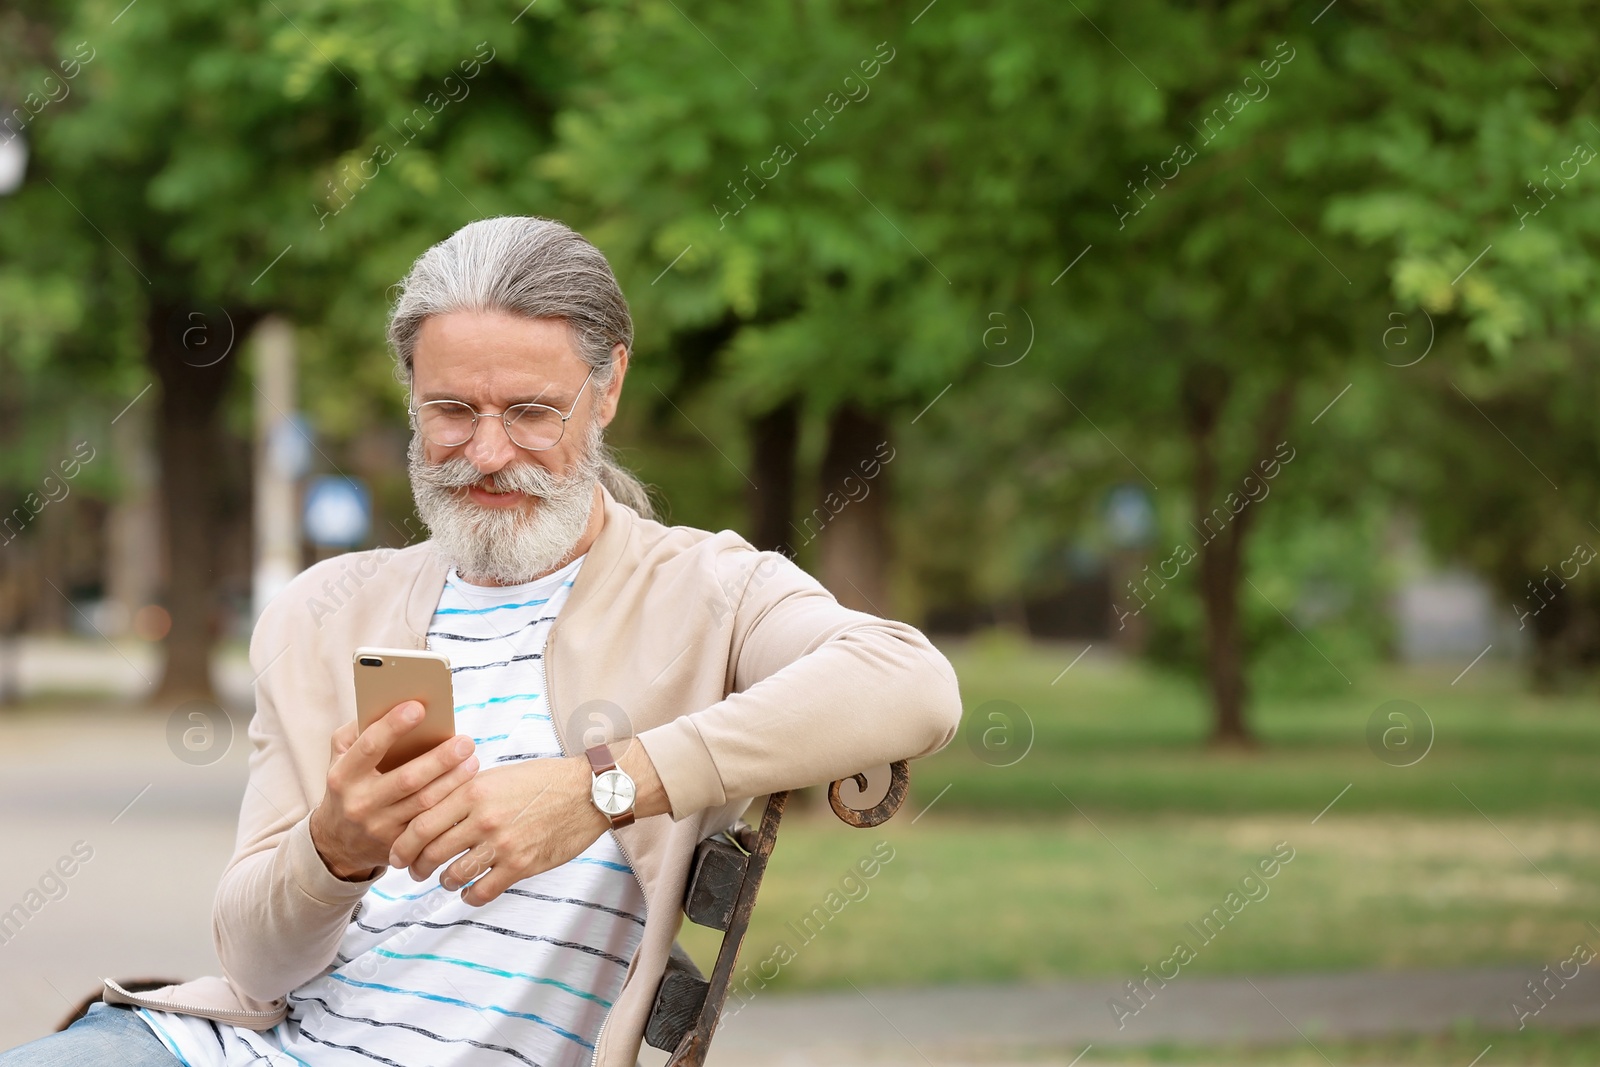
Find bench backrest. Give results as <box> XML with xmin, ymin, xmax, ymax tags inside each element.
<box><xmin>646</xmin><ymin>761</ymin><xmax>911</xmax><ymax>1064</ymax></box>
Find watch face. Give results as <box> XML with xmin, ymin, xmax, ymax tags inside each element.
<box><xmin>592</xmin><ymin>768</ymin><xmax>636</xmax><ymax>817</ymax></box>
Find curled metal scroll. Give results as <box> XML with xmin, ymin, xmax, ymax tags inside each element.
<box><xmin>827</xmin><ymin>760</ymin><xmax>911</xmax><ymax>828</ymax></box>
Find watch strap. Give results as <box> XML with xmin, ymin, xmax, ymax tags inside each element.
<box><xmin>585</xmin><ymin>743</ymin><xmax>618</xmax><ymax>775</ymax></box>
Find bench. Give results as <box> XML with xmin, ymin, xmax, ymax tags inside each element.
<box><xmin>644</xmin><ymin>760</ymin><xmax>910</xmax><ymax>1063</ymax></box>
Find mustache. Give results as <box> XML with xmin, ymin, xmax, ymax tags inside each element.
<box><xmin>408</xmin><ymin>448</ymin><xmax>580</xmax><ymax>498</ymax></box>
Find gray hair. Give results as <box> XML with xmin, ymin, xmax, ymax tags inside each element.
<box><xmin>386</xmin><ymin>216</ymin><xmax>655</xmax><ymax>518</ymax></box>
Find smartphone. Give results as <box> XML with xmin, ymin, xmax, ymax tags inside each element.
<box><xmin>352</xmin><ymin>647</ymin><xmax>456</xmax><ymax>773</ymax></box>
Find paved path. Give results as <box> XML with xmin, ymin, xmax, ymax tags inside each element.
<box><xmin>699</xmin><ymin>965</ymin><xmax>1600</xmax><ymax>1065</ymax></box>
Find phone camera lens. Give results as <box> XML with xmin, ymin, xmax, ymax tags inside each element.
<box><xmin>358</xmin><ymin>656</ymin><xmax>383</xmax><ymax>667</ymax></box>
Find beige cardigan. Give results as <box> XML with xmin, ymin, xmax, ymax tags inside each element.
<box><xmin>105</xmin><ymin>487</ymin><xmax>963</xmax><ymax>1066</ymax></box>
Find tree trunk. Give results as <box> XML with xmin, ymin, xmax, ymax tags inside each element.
<box><xmin>148</xmin><ymin>301</ymin><xmax>247</xmax><ymax>708</ymax></box>
<box><xmin>1525</xmin><ymin>579</ymin><xmax>1572</xmax><ymax>693</ymax></box>
<box><xmin>745</xmin><ymin>398</ymin><xmax>800</xmax><ymax>555</ymax></box>
<box><xmin>1197</xmin><ymin>523</ymin><xmax>1249</xmax><ymax>743</ymax></box>
<box><xmin>815</xmin><ymin>404</ymin><xmax>893</xmax><ymax>615</ymax></box>
<box><xmin>106</xmin><ymin>401</ymin><xmax>161</xmax><ymax>636</ymax></box>
<box><xmin>1182</xmin><ymin>368</ymin><xmax>1294</xmax><ymax>747</ymax></box>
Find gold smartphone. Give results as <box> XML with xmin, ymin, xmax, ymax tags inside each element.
<box><xmin>352</xmin><ymin>647</ymin><xmax>456</xmax><ymax>773</ymax></box>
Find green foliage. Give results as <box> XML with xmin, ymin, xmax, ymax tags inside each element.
<box><xmin>7</xmin><ymin>0</ymin><xmax>1600</xmax><ymax>712</ymax></box>
<box><xmin>1241</xmin><ymin>499</ymin><xmax>1393</xmax><ymax>699</ymax></box>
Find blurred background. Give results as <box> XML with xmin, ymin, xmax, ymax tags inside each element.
<box><xmin>3</xmin><ymin>1</ymin><xmax>1600</xmax><ymax>1064</ymax></box>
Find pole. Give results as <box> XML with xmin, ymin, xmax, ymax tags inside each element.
<box><xmin>252</xmin><ymin>316</ymin><xmax>299</xmax><ymax>620</ymax></box>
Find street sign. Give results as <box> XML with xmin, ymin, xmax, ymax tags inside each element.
<box><xmin>303</xmin><ymin>476</ymin><xmax>370</xmax><ymax>547</ymax></box>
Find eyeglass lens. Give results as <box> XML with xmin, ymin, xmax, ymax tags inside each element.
<box><xmin>417</xmin><ymin>402</ymin><xmax>565</xmax><ymax>450</ymax></box>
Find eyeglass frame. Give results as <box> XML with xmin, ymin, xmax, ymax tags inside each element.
<box><xmin>407</xmin><ymin>367</ymin><xmax>596</xmax><ymax>452</ymax></box>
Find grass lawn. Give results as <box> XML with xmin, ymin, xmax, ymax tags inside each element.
<box><xmin>678</xmin><ymin>639</ymin><xmax>1600</xmax><ymax>999</ymax></box>
<box><xmin>919</xmin><ymin>635</ymin><xmax>1600</xmax><ymax>817</ymax></box>
<box><xmin>679</xmin><ymin>811</ymin><xmax>1600</xmax><ymax>990</ymax></box>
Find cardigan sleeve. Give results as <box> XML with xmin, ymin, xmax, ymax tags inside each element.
<box><xmin>635</xmin><ymin>549</ymin><xmax>963</xmax><ymax>820</ymax></box>
<box><xmin>210</xmin><ymin>586</ymin><xmax>384</xmax><ymax>1002</ymax></box>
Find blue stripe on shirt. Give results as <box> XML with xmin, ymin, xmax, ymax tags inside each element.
<box><xmin>135</xmin><ymin>1010</ymin><xmax>197</xmax><ymax>1067</ymax></box>
<box><xmin>358</xmin><ymin>948</ymin><xmax>613</xmax><ymax>1007</ymax></box>
<box><xmin>351</xmin><ymin>916</ymin><xmax>632</xmax><ymax>967</ymax></box>
<box><xmin>326</xmin><ymin>974</ymin><xmax>595</xmax><ymax>1050</ymax></box>
<box><xmin>365</xmin><ymin>882</ymin><xmax>446</xmax><ymax>902</ymax></box>
<box><xmin>456</xmin><ymin>693</ymin><xmax>541</xmax><ymax>712</ymax></box>
<box><xmin>433</xmin><ymin>580</ymin><xmax>574</xmax><ymax>615</ymax></box>
<box><xmin>469</xmin><ymin>711</ymin><xmax>554</xmax><ymax>744</ymax></box>
<box><xmin>433</xmin><ymin>596</ymin><xmax>554</xmax><ymax>615</ymax></box>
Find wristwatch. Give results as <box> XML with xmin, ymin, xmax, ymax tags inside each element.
<box><xmin>585</xmin><ymin>743</ymin><xmax>637</xmax><ymax>828</ymax></box>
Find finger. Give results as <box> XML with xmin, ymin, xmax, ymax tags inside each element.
<box><xmin>448</xmin><ymin>842</ymin><xmax>500</xmax><ymax>900</ymax></box>
<box><xmin>330</xmin><ymin>720</ymin><xmax>358</xmax><ymax>760</ymax></box>
<box><xmin>459</xmin><ymin>861</ymin><xmax>516</xmax><ymax>908</ymax></box>
<box><xmin>392</xmin><ymin>751</ymin><xmax>480</xmax><ymax>827</ymax></box>
<box><xmin>373</xmin><ymin>733</ymin><xmax>476</xmax><ymax>810</ymax></box>
<box><xmin>410</xmin><ymin>819</ymin><xmax>479</xmax><ymax>884</ymax></box>
<box><xmin>388</xmin><ymin>785</ymin><xmax>472</xmax><ymax>872</ymax></box>
<box><xmin>346</xmin><ymin>701</ymin><xmax>425</xmax><ymax>775</ymax></box>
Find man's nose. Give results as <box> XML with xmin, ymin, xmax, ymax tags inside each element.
<box><xmin>463</xmin><ymin>414</ymin><xmax>520</xmax><ymax>472</ymax></box>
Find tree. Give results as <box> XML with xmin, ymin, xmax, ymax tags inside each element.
<box><xmin>0</xmin><ymin>0</ymin><xmax>143</xmax><ymax>696</ymax></box>
<box><xmin>969</xmin><ymin>1</ymin><xmax>1600</xmax><ymax>739</ymax></box>
<box><xmin>18</xmin><ymin>0</ymin><xmax>571</xmax><ymax>703</ymax></box>
<box><xmin>542</xmin><ymin>1</ymin><xmax>1393</xmax><ymax>742</ymax></box>
<box><xmin>1318</xmin><ymin>3</ymin><xmax>1600</xmax><ymax>689</ymax></box>
<box><xmin>540</xmin><ymin>1</ymin><xmax>1002</xmax><ymax>610</ymax></box>
<box><xmin>18</xmin><ymin>0</ymin><xmax>1600</xmax><ymax>743</ymax></box>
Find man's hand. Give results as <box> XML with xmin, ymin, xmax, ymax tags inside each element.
<box><xmin>386</xmin><ymin>755</ymin><xmax>608</xmax><ymax>906</ymax></box>
<box><xmin>309</xmin><ymin>701</ymin><xmax>480</xmax><ymax>881</ymax></box>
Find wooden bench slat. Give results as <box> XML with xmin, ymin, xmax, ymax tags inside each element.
<box><xmin>644</xmin><ymin>942</ymin><xmax>708</xmax><ymax>1051</ymax></box>
<box><xmin>683</xmin><ymin>833</ymin><xmax>749</xmax><ymax>932</ymax></box>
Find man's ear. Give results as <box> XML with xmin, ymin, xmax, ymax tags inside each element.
<box><xmin>598</xmin><ymin>343</ymin><xmax>629</xmax><ymax>428</ymax></box>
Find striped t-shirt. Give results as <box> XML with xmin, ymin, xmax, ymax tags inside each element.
<box><xmin>137</xmin><ymin>554</ymin><xmax>649</xmax><ymax>1066</ymax></box>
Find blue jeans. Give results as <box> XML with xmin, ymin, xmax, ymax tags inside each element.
<box><xmin>0</xmin><ymin>1003</ymin><xmax>181</xmax><ymax>1067</ymax></box>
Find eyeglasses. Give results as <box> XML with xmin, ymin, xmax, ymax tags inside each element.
<box><xmin>409</xmin><ymin>369</ymin><xmax>595</xmax><ymax>452</ymax></box>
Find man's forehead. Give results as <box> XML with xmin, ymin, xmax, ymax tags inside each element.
<box><xmin>412</xmin><ymin>311</ymin><xmax>587</xmax><ymax>401</ymax></box>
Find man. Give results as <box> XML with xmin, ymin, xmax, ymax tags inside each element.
<box><xmin>1</xmin><ymin>216</ymin><xmax>962</xmax><ymax>1067</ymax></box>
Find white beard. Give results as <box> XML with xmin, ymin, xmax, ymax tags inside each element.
<box><xmin>408</xmin><ymin>421</ymin><xmax>603</xmax><ymax>585</ymax></box>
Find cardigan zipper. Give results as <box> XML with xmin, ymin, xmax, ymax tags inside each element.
<box><xmin>585</xmin><ymin>811</ymin><xmax>648</xmax><ymax>1067</ymax></box>
<box><xmin>103</xmin><ymin>979</ymin><xmax>285</xmax><ymax>1023</ymax></box>
<box><xmin>541</xmin><ymin>610</ymin><xmax>651</xmax><ymax>1067</ymax></box>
